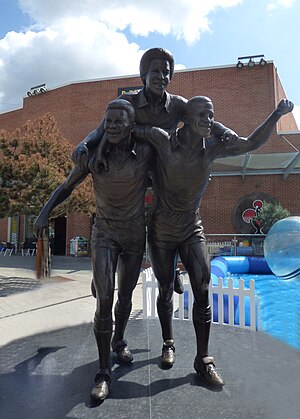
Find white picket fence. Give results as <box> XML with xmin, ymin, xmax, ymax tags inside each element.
<box><xmin>142</xmin><ymin>267</ymin><xmax>260</xmax><ymax>331</ymax></box>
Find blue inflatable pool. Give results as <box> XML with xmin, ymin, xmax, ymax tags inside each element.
<box><xmin>212</xmin><ymin>256</ymin><xmax>271</xmax><ymax>327</ymax></box>
<box><xmin>211</xmin><ymin>256</ymin><xmax>272</xmax><ymax>284</ymax></box>
<box><xmin>184</xmin><ymin>256</ymin><xmax>271</xmax><ymax>328</ymax></box>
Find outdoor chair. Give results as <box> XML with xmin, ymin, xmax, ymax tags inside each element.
<box><xmin>0</xmin><ymin>242</ymin><xmax>16</xmax><ymax>256</ymax></box>
<box><xmin>21</xmin><ymin>239</ymin><xmax>37</xmax><ymax>256</ymax></box>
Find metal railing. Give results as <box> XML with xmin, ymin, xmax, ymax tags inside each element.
<box><xmin>206</xmin><ymin>233</ymin><xmax>266</xmax><ymax>258</ymax></box>
<box><xmin>143</xmin><ymin>233</ymin><xmax>266</xmax><ymax>263</ymax></box>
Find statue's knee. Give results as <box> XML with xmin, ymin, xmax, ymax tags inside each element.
<box><xmin>115</xmin><ymin>297</ymin><xmax>132</xmax><ymax>313</ymax></box>
<box><xmin>193</xmin><ymin>301</ymin><xmax>211</xmax><ymax>322</ymax></box>
<box><xmin>94</xmin><ymin>314</ymin><xmax>113</xmax><ymax>332</ymax></box>
<box><xmin>94</xmin><ymin>295</ymin><xmax>113</xmax><ymax>321</ymax></box>
<box><xmin>158</xmin><ymin>283</ymin><xmax>173</xmax><ymax>300</ymax></box>
<box><xmin>97</xmin><ymin>294</ymin><xmax>113</xmax><ymax>312</ymax></box>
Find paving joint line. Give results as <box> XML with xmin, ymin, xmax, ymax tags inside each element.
<box><xmin>0</xmin><ymin>294</ymin><xmax>93</xmax><ymax>319</ymax></box>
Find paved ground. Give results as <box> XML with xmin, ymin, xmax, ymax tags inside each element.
<box><xmin>0</xmin><ymin>255</ymin><xmax>143</xmax><ymax>346</ymax></box>
<box><xmin>1</xmin><ymin>255</ymin><xmax>300</xmax><ymax>419</ymax></box>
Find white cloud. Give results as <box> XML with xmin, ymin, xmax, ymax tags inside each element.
<box><xmin>278</xmin><ymin>0</ymin><xmax>294</xmax><ymax>6</ymax></box>
<box><xmin>1</xmin><ymin>0</ymin><xmax>243</xmax><ymax>113</ymax></box>
<box><xmin>19</xmin><ymin>0</ymin><xmax>243</xmax><ymax>43</ymax></box>
<box><xmin>267</xmin><ymin>0</ymin><xmax>294</xmax><ymax>13</ymax></box>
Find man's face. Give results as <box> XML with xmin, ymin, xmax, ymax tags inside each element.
<box><xmin>145</xmin><ymin>58</ymin><xmax>171</xmax><ymax>97</ymax></box>
<box><xmin>104</xmin><ymin>108</ymin><xmax>132</xmax><ymax>144</ymax></box>
<box><xmin>187</xmin><ymin>100</ymin><xmax>214</xmax><ymax>137</ymax></box>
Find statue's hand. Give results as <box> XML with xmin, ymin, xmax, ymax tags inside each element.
<box><xmin>276</xmin><ymin>99</ymin><xmax>294</xmax><ymax>116</ymax></box>
<box><xmin>221</xmin><ymin>128</ymin><xmax>239</xmax><ymax>147</ymax></box>
<box><xmin>71</xmin><ymin>143</ymin><xmax>89</xmax><ymax>171</ymax></box>
<box><xmin>34</xmin><ymin>212</ymin><xmax>49</xmax><ymax>239</ymax></box>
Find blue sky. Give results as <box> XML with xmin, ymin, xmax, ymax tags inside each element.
<box><xmin>0</xmin><ymin>0</ymin><xmax>299</xmax><ymax>128</ymax></box>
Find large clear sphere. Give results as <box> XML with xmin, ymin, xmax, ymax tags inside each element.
<box><xmin>264</xmin><ymin>216</ymin><xmax>300</xmax><ymax>280</ymax></box>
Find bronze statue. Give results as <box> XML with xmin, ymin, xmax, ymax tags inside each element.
<box><xmin>133</xmin><ymin>96</ymin><xmax>294</xmax><ymax>386</ymax></box>
<box><xmin>35</xmin><ymin>99</ymin><xmax>154</xmax><ymax>402</ymax></box>
<box><xmin>72</xmin><ymin>47</ymin><xmax>234</xmax><ymax>172</ymax></box>
<box><xmin>35</xmin><ymin>46</ymin><xmax>293</xmax><ymax>401</ymax></box>
<box><xmin>73</xmin><ymin>46</ymin><xmax>234</xmax><ymax>298</ymax></box>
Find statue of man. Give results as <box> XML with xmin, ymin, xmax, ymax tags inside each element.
<box><xmin>72</xmin><ymin>47</ymin><xmax>235</xmax><ymax>171</ymax></box>
<box><xmin>133</xmin><ymin>96</ymin><xmax>294</xmax><ymax>386</ymax></box>
<box><xmin>35</xmin><ymin>99</ymin><xmax>154</xmax><ymax>402</ymax></box>
<box><xmin>72</xmin><ymin>47</ymin><xmax>236</xmax><ymax>294</ymax></box>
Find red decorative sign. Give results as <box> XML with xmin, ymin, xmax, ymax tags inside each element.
<box><xmin>242</xmin><ymin>199</ymin><xmax>263</xmax><ymax>234</ymax></box>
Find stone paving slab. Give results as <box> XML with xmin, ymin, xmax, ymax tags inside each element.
<box><xmin>0</xmin><ymin>255</ymin><xmax>143</xmax><ymax>346</ymax></box>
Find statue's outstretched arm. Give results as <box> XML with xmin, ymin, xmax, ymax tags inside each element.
<box><xmin>34</xmin><ymin>166</ymin><xmax>87</xmax><ymax>238</ymax></box>
<box><xmin>218</xmin><ymin>99</ymin><xmax>294</xmax><ymax>157</ymax></box>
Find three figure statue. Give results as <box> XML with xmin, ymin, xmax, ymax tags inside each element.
<box><xmin>35</xmin><ymin>47</ymin><xmax>294</xmax><ymax>402</ymax></box>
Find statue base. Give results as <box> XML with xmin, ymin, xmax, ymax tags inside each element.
<box><xmin>0</xmin><ymin>319</ymin><xmax>299</xmax><ymax>418</ymax></box>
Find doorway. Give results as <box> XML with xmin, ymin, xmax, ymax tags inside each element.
<box><xmin>53</xmin><ymin>216</ymin><xmax>67</xmax><ymax>255</ymax></box>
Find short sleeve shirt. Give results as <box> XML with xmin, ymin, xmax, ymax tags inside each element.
<box><xmin>141</xmin><ymin>128</ymin><xmax>243</xmax><ymax>212</ymax></box>
<box><xmin>120</xmin><ymin>89</ymin><xmax>187</xmax><ymax>132</ymax></box>
<box><xmin>86</xmin><ymin>139</ymin><xmax>153</xmax><ymax>220</ymax></box>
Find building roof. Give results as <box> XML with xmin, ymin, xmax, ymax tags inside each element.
<box><xmin>212</xmin><ymin>151</ymin><xmax>300</xmax><ymax>179</ymax></box>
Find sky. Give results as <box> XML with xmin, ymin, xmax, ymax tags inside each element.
<box><xmin>0</xmin><ymin>0</ymin><xmax>299</xmax><ymax>129</ymax></box>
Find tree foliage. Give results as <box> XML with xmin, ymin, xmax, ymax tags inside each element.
<box><xmin>255</xmin><ymin>200</ymin><xmax>290</xmax><ymax>233</ymax></box>
<box><xmin>0</xmin><ymin>113</ymin><xmax>95</xmax><ymax>218</ymax></box>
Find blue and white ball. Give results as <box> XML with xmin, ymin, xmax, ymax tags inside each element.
<box><xmin>264</xmin><ymin>217</ymin><xmax>300</xmax><ymax>280</ymax></box>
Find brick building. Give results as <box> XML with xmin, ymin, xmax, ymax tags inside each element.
<box><xmin>0</xmin><ymin>59</ymin><xmax>299</xmax><ymax>254</ymax></box>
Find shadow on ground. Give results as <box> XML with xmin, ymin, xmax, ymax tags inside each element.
<box><xmin>0</xmin><ymin>255</ymin><xmax>92</xmax><ymax>272</ymax></box>
<box><xmin>0</xmin><ymin>320</ymin><xmax>299</xmax><ymax>419</ymax></box>
<box><xmin>0</xmin><ymin>276</ymin><xmax>42</xmax><ymax>297</ymax></box>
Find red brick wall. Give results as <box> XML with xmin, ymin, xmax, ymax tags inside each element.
<box><xmin>0</xmin><ymin>214</ymin><xmax>27</xmax><ymax>246</ymax></box>
<box><xmin>64</xmin><ymin>173</ymin><xmax>300</xmax><ymax>248</ymax></box>
<box><xmin>171</xmin><ymin>65</ymin><xmax>275</xmax><ymax>136</ymax></box>
<box><xmin>0</xmin><ymin>63</ymin><xmax>299</xmax><ymax>251</ymax></box>
<box><xmin>66</xmin><ymin>211</ymin><xmax>92</xmax><ymax>255</ymax></box>
<box><xmin>201</xmin><ymin>174</ymin><xmax>300</xmax><ymax>234</ymax></box>
<box><xmin>0</xmin><ymin>63</ymin><xmax>297</xmax><ymax>149</ymax></box>
<box><xmin>0</xmin><ymin>108</ymin><xmax>24</xmax><ymax>132</ymax></box>
<box><xmin>273</xmin><ymin>66</ymin><xmax>298</xmax><ymax>132</ymax></box>
<box><xmin>0</xmin><ymin>218</ymin><xmax>8</xmax><ymax>243</ymax></box>
<box><xmin>0</xmin><ymin>63</ymin><xmax>293</xmax><ymax>146</ymax></box>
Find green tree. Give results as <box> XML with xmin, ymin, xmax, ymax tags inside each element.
<box><xmin>255</xmin><ymin>200</ymin><xmax>290</xmax><ymax>233</ymax></box>
<box><xmin>0</xmin><ymin>113</ymin><xmax>94</xmax><ymax>218</ymax></box>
